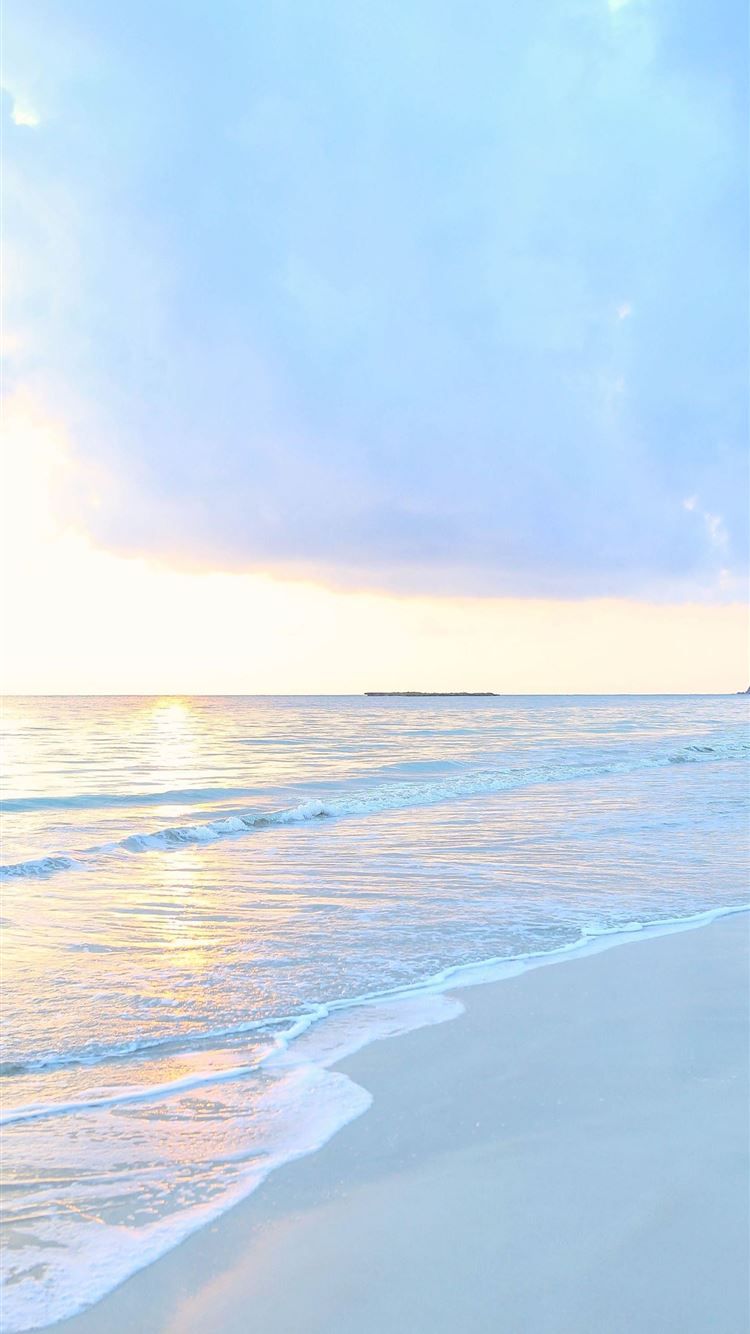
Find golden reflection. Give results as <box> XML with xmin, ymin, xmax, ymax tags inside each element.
<box><xmin>150</xmin><ymin>699</ymin><xmax>190</xmax><ymax>723</ymax></box>
<box><xmin>148</xmin><ymin>846</ymin><xmax>216</xmax><ymax>977</ymax></box>
<box><xmin>151</xmin><ymin>804</ymin><xmax>195</xmax><ymax>820</ymax></box>
<box><xmin>144</xmin><ymin>698</ymin><xmax>198</xmax><ymax>792</ymax></box>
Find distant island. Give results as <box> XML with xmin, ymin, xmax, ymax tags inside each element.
<box><xmin>365</xmin><ymin>691</ymin><xmax>497</xmax><ymax>697</ymax></box>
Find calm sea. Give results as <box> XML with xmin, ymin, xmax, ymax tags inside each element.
<box><xmin>1</xmin><ymin>695</ymin><xmax>748</xmax><ymax>1329</ymax></box>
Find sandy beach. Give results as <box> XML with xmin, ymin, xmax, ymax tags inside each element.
<box><xmin>58</xmin><ymin>913</ymin><xmax>749</xmax><ymax>1334</ymax></box>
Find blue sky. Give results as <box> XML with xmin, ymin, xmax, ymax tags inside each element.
<box><xmin>3</xmin><ymin>0</ymin><xmax>748</xmax><ymax>601</ymax></box>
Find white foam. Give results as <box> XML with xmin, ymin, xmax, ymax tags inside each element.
<box><xmin>0</xmin><ymin>1065</ymin><xmax>372</xmax><ymax>1334</ymax></box>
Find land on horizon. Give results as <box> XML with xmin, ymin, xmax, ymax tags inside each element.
<box><xmin>364</xmin><ymin>691</ymin><xmax>497</xmax><ymax>697</ymax></box>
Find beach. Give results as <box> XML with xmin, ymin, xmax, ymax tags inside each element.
<box><xmin>3</xmin><ymin>694</ymin><xmax>748</xmax><ymax>1332</ymax></box>
<box><xmin>58</xmin><ymin>912</ymin><xmax>749</xmax><ymax>1334</ymax></box>
<box><xmin>5</xmin><ymin>0</ymin><xmax>748</xmax><ymax>1322</ymax></box>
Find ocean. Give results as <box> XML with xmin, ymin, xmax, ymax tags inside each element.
<box><xmin>1</xmin><ymin>694</ymin><xmax>748</xmax><ymax>1331</ymax></box>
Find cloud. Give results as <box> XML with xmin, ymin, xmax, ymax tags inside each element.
<box><xmin>10</xmin><ymin>102</ymin><xmax>40</xmax><ymax>127</ymax></box>
<box><xmin>704</xmin><ymin>512</ymin><xmax>729</xmax><ymax>550</ymax></box>
<box><xmin>682</xmin><ymin>495</ymin><xmax>734</xmax><ymax>573</ymax></box>
<box><xmin>3</xmin><ymin>0</ymin><xmax>747</xmax><ymax>601</ymax></box>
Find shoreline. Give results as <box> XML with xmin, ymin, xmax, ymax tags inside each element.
<box><xmin>56</xmin><ymin>911</ymin><xmax>750</xmax><ymax>1334</ymax></box>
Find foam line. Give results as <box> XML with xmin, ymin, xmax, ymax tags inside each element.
<box><xmin>4</xmin><ymin>902</ymin><xmax>746</xmax><ymax>1128</ymax></box>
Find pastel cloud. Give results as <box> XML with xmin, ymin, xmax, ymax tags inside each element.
<box><xmin>2</xmin><ymin>0</ymin><xmax>747</xmax><ymax>601</ymax></box>
<box><xmin>2</xmin><ymin>394</ymin><xmax>747</xmax><ymax>695</ymax></box>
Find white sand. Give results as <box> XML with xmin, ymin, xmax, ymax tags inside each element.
<box><xmin>59</xmin><ymin>915</ymin><xmax>749</xmax><ymax>1334</ymax></box>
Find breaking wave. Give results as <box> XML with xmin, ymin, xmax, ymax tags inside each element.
<box><xmin>2</xmin><ymin>737</ymin><xmax>747</xmax><ymax>880</ymax></box>
<box><xmin>0</xmin><ymin>854</ymin><xmax>84</xmax><ymax>879</ymax></box>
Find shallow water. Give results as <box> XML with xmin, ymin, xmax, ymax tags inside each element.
<box><xmin>1</xmin><ymin>695</ymin><xmax>748</xmax><ymax>1330</ymax></box>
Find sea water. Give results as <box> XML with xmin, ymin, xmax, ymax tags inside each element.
<box><xmin>1</xmin><ymin>694</ymin><xmax>748</xmax><ymax>1330</ymax></box>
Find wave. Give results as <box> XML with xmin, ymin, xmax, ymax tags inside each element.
<box><xmin>0</xmin><ymin>1014</ymin><xmax>301</xmax><ymax>1079</ymax></box>
<box><xmin>2</xmin><ymin>738</ymin><xmax>748</xmax><ymax>880</ymax></box>
<box><xmin>0</xmin><ymin>854</ymin><xmax>84</xmax><ymax>879</ymax></box>
<box><xmin>3</xmin><ymin>901</ymin><xmax>747</xmax><ymax>1128</ymax></box>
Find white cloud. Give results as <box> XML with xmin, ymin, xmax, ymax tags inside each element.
<box><xmin>683</xmin><ymin>497</ymin><xmax>730</xmax><ymax>552</ymax></box>
<box><xmin>705</xmin><ymin>512</ymin><xmax>728</xmax><ymax>550</ymax></box>
<box><xmin>10</xmin><ymin>101</ymin><xmax>40</xmax><ymax>127</ymax></box>
<box><xmin>616</xmin><ymin>301</ymin><xmax>633</xmax><ymax>320</ymax></box>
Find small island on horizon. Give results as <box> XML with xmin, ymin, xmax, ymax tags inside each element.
<box><xmin>365</xmin><ymin>691</ymin><xmax>497</xmax><ymax>697</ymax></box>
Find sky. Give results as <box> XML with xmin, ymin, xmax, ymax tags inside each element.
<box><xmin>2</xmin><ymin>0</ymin><xmax>748</xmax><ymax>692</ymax></box>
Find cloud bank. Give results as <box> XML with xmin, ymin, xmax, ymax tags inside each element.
<box><xmin>3</xmin><ymin>0</ymin><xmax>748</xmax><ymax>597</ymax></box>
